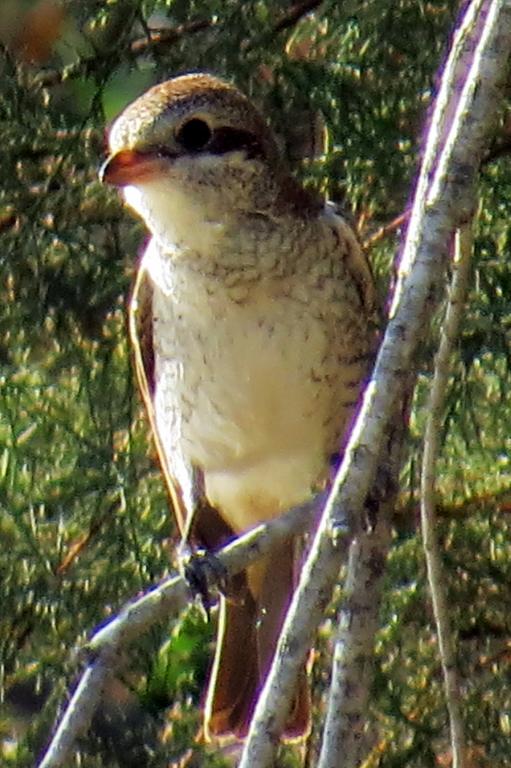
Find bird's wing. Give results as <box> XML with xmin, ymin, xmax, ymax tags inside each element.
<box><xmin>129</xmin><ymin>252</ymin><xmax>189</xmax><ymax>535</ymax></box>
<box><xmin>129</xmin><ymin>241</ymin><xmax>236</xmax><ymax>550</ymax></box>
<box><xmin>327</xmin><ymin>203</ymin><xmax>379</xmax><ymax>320</ymax></box>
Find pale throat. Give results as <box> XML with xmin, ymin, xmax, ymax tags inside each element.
<box><xmin>123</xmin><ymin>178</ymin><xmax>228</xmax><ymax>256</ymax></box>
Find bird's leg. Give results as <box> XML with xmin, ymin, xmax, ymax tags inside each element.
<box><xmin>178</xmin><ymin>468</ymin><xmax>232</xmax><ymax>619</ymax></box>
<box><xmin>180</xmin><ymin>543</ymin><xmax>229</xmax><ymax>621</ymax></box>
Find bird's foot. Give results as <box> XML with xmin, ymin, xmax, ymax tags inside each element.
<box><xmin>181</xmin><ymin>548</ymin><xmax>228</xmax><ymax>620</ymax></box>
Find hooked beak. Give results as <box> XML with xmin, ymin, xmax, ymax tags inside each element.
<box><xmin>99</xmin><ymin>149</ymin><xmax>173</xmax><ymax>186</ymax></box>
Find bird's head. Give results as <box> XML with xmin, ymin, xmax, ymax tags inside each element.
<box><xmin>100</xmin><ymin>73</ymin><xmax>291</xmax><ymax>253</ymax></box>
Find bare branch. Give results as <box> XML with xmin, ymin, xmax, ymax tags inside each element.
<box><xmin>238</xmin><ymin>3</ymin><xmax>511</xmax><ymax>766</ymax></box>
<box><xmin>421</xmin><ymin>224</ymin><xmax>473</xmax><ymax>768</ymax></box>
<box><xmin>36</xmin><ymin>494</ymin><xmax>325</xmax><ymax>768</ymax></box>
<box><xmin>317</xmin><ymin>514</ymin><xmax>392</xmax><ymax>768</ymax></box>
<box><xmin>55</xmin><ymin>500</ymin><xmax>119</xmax><ymax>576</ymax></box>
<box><xmin>317</xmin><ymin>414</ymin><xmax>404</xmax><ymax>768</ymax></box>
<box><xmin>390</xmin><ymin>0</ymin><xmax>486</xmax><ymax>309</ymax></box>
<box><xmin>362</xmin><ymin>210</ymin><xmax>409</xmax><ymax>250</ymax></box>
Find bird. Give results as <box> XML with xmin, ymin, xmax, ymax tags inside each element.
<box><xmin>100</xmin><ymin>72</ymin><xmax>377</xmax><ymax>742</ymax></box>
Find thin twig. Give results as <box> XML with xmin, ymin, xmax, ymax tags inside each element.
<box><xmin>35</xmin><ymin>20</ymin><xmax>213</xmax><ymax>88</ymax></box>
<box><xmin>129</xmin><ymin>20</ymin><xmax>214</xmax><ymax>55</ymax></box>
<box><xmin>55</xmin><ymin>501</ymin><xmax>119</xmax><ymax>576</ymax></box>
<box><xmin>421</xmin><ymin>224</ymin><xmax>473</xmax><ymax>768</ymax></box>
<box><xmin>238</xmin><ymin>3</ymin><xmax>511</xmax><ymax>766</ymax></box>
<box><xmin>362</xmin><ymin>210</ymin><xmax>409</xmax><ymax>250</ymax></box>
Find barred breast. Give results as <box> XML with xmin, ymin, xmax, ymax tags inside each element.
<box><xmin>145</xmin><ymin>210</ymin><xmax>372</xmax><ymax>533</ymax></box>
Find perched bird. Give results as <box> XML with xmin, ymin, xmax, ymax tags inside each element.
<box><xmin>100</xmin><ymin>73</ymin><xmax>376</xmax><ymax>742</ymax></box>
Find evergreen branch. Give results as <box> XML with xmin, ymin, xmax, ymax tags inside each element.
<box><xmin>36</xmin><ymin>493</ymin><xmax>326</xmax><ymax>768</ymax></box>
<box><xmin>238</xmin><ymin>2</ymin><xmax>511</xmax><ymax>766</ymax></box>
<box><xmin>421</xmin><ymin>223</ymin><xmax>473</xmax><ymax>768</ymax></box>
<box><xmin>35</xmin><ymin>19</ymin><xmax>213</xmax><ymax>88</ymax></box>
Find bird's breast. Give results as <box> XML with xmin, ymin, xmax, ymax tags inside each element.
<box><xmin>153</xmin><ymin>273</ymin><xmax>329</xmax><ymax>456</ymax></box>
<box><xmin>147</xmin><ymin>240</ymin><xmax>366</xmax><ymax>529</ymax></box>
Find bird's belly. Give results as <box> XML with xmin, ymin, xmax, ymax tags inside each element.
<box><xmin>152</xmin><ymin>282</ymin><xmax>337</xmax><ymax>527</ymax></box>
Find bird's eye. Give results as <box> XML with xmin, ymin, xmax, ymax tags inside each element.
<box><xmin>175</xmin><ymin>118</ymin><xmax>212</xmax><ymax>151</ymax></box>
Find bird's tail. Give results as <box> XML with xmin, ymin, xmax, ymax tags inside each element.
<box><xmin>204</xmin><ymin>540</ymin><xmax>310</xmax><ymax>742</ymax></box>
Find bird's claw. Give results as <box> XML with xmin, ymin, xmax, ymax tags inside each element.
<box><xmin>183</xmin><ymin>551</ymin><xmax>228</xmax><ymax>620</ymax></box>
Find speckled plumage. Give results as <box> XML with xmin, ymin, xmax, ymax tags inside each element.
<box><xmin>102</xmin><ymin>73</ymin><xmax>377</xmax><ymax>742</ymax></box>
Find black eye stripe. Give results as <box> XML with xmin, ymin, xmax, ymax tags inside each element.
<box><xmin>207</xmin><ymin>127</ymin><xmax>263</xmax><ymax>158</ymax></box>
<box><xmin>152</xmin><ymin>127</ymin><xmax>263</xmax><ymax>160</ymax></box>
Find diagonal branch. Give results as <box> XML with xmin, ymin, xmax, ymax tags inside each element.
<box><xmin>36</xmin><ymin>493</ymin><xmax>328</xmax><ymax>768</ymax></box>
<box><xmin>362</xmin><ymin>210</ymin><xmax>409</xmax><ymax>250</ymax></box>
<box><xmin>317</xmin><ymin>6</ymin><xmax>491</xmax><ymax>766</ymax></box>
<box><xmin>238</xmin><ymin>3</ymin><xmax>511</xmax><ymax>766</ymax></box>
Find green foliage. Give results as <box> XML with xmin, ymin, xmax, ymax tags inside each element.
<box><xmin>1</xmin><ymin>0</ymin><xmax>511</xmax><ymax>766</ymax></box>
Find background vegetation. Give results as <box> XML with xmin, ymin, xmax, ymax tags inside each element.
<box><xmin>1</xmin><ymin>1</ymin><xmax>510</xmax><ymax>765</ymax></box>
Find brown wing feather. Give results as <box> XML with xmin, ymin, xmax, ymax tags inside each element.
<box><xmin>129</xmin><ymin>254</ymin><xmax>237</xmax><ymax>550</ymax></box>
<box><xmin>330</xmin><ymin>207</ymin><xmax>378</xmax><ymax>322</ymax></box>
<box><xmin>129</xmin><ymin>259</ymin><xmax>189</xmax><ymax>535</ymax></box>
